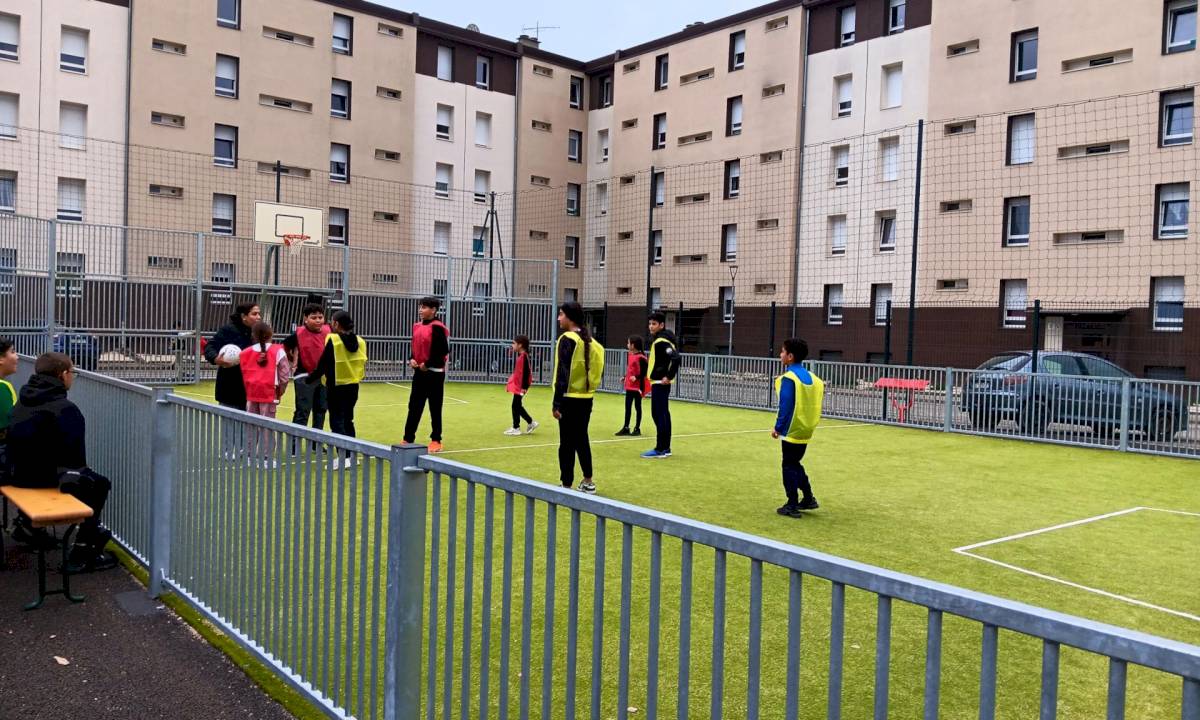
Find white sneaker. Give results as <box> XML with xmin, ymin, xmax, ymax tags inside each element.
<box><xmin>503</xmin><ymin>428</ymin><xmax>523</xmax><ymax>436</ymax></box>
<box><xmin>526</xmin><ymin>421</ymin><xmax>539</xmax><ymax>435</ymax></box>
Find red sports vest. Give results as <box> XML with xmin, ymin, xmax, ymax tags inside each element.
<box><xmin>411</xmin><ymin>320</ymin><xmax>449</xmax><ymax>365</ymax></box>
<box><xmin>296</xmin><ymin>325</ymin><xmax>330</xmax><ymax>374</ymax></box>
<box><xmin>240</xmin><ymin>344</ymin><xmax>282</xmax><ymax>404</ymax></box>
<box><xmin>506</xmin><ymin>352</ymin><xmax>529</xmax><ymax>394</ymax></box>
<box><xmin>625</xmin><ymin>352</ymin><xmax>649</xmax><ymax>394</ymax></box>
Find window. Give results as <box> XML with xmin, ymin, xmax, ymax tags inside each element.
<box><xmin>653</xmin><ymin>171</ymin><xmax>665</xmax><ymax>207</ymax></box>
<box><xmin>838</xmin><ymin>6</ymin><xmax>856</xmax><ymax>46</ymax></box>
<box><xmin>650</xmin><ymin>287</ymin><xmax>663</xmax><ymax>309</ymax></box>
<box><xmin>55</xmin><ymin>252</ymin><xmax>84</xmax><ymax>300</ymax></box>
<box><xmin>596</xmin><ymin>183</ymin><xmax>609</xmax><ymax>215</ymax></box>
<box><xmin>598</xmin><ymin>129</ymin><xmax>610</xmax><ymax>162</ymax></box>
<box><xmin>151</xmin><ymin>111</ymin><xmax>184</xmax><ymax>128</ymax></box>
<box><xmin>1002</xmin><ymin>279</ymin><xmax>1027</xmax><ymax>328</ymax></box>
<box><xmin>833</xmin><ymin>146</ymin><xmax>849</xmax><ymax>187</ymax></box>
<box><xmin>596</xmin><ymin>237</ymin><xmax>606</xmax><ymax>269</ymax></box>
<box><xmin>882</xmin><ymin>64</ymin><xmax>902</xmax><ymax>108</ymax></box>
<box><xmin>830</xmin><ymin>215</ymin><xmax>847</xmax><ymax>255</ymax></box>
<box><xmin>880</xmin><ymin>137</ymin><xmax>899</xmax><ymax>181</ymax></box>
<box><xmin>476</xmin><ymin>55</ymin><xmax>491</xmax><ymax>89</ymax></box>
<box><xmin>211</xmin><ymin>193</ymin><xmax>235</xmax><ymax>235</ymax></box>
<box><xmin>1165</xmin><ymin>1</ymin><xmax>1197</xmax><ymax>53</ymax></box>
<box><xmin>437</xmin><ymin>46</ymin><xmax>453</xmax><ymax>81</ymax></box>
<box><xmin>332</xmin><ymin>14</ymin><xmax>352</xmax><ymax>54</ymax></box>
<box><xmin>473</xmin><ymin>170</ymin><xmax>490</xmax><ymax>203</ymax></box>
<box><xmin>565</xmin><ymin>236</ymin><xmax>579</xmax><ymax>268</ymax></box>
<box><xmin>265</xmin><ymin>28</ymin><xmax>314</xmax><ymax>46</ymax></box>
<box><xmin>379</xmin><ymin>23</ymin><xmax>403</xmax><ymax>38</ymax></box>
<box><xmin>1157</xmin><ymin>183</ymin><xmax>1190</xmax><ymax>238</ymax></box>
<box><xmin>826</xmin><ymin>284</ymin><xmax>844</xmax><ymax>325</ymax></box>
<box><xmin>378</xmin><ymin>86</ymin><xmax>402</xmax><ymax>101</ymax></box>
<box><xmin>217</xmin><ymin>0</ymin><xmax>240</xmax><ymax>28</ymax></box>
<box><xmin>723</xmin><ymin>160</ymin><xmax>741</xmax><ymax>199</ymax></box>
<box><xmin>836</xmin><ymin>75</ymin><xmax>853</xmax><ymax>118</ymax></box>
<box><xmin>375</xmin><ymin>211</ymin><xmax>399</xmax><ymax>223</ymax></box>
<box><xmin>0</xmin><ymin>14</ymin><xmax>19</xmax><ymax>61</ymax></box>
<box><xmin>721</xmin><ymin>224</ymin><xmax>737</xmax><ymax>262</ymax></box>
<box><xmin>433</xmin><ymin>221</ymin><xmax>450</xmax><ymax>255</ymax></box>
<box><xmin>475</xmin><ymin>112</ymin><xmax>492</xmax><ymax>146</ymax></box>
<box><xmin>435</xmin><ymin>163</ymin><xmax>452</xmax><ymax>198</ymax></box>
<box><xmin>0</xmin><ymin>173</ymin><xmax>13</xmax><ymax>213</ymax></box>
<box><xmin>721</xmin><ymin>287</ymin><xmax>734</xmax><ymax>323</ymax></box>
<box><xmin>652</xmin><ymin>113</ymin><xmax>667</xmax><ymax>150</ymax></box>
<box><xmin>59</xmin><ymin>103</ymin><xmax>86</xmax><ymax>150</ymax></box>
<box><xmin>1153</xmin><ymin>276</ymin><xmax>1185</xmax><ymax>331</ymax></box>
<box><xmin>568</xmin><ymin>130</ymin><xmax>582</xmax><ymax>162</ymax></box>
<box><xmin>330</xmin><ymin>143</ymin><xmax>349</xmax><ymax>182</ymax></box>
<box><xmin>878</xmin><ymin>213</ymin><xmax>896</xmax><ymax>251</ymax></box>
<box><xmin>328</xmin><ymin>207</ymin><xmax>348</xmax><ymax>244</ymax></box>
<box><xmin>331</xmin><ymin>79</ymin><xmax>351</xmax><ymax>119</ymax></box>
<box><xmin>1011</xmin><ymin>29</ymin><xmax>1038</xmax><ymax>81</ymax></box>
<box><xmin>729</xmin><ymin>31</ymin><xmax>746</xmax><ymax>70</ymax></box>
<box><xmin>1007</xmin><ymin>114</ymin><xmax>1035</xmax><ymax>165</ymax></box>
<box><xmin>1161</xmin><ymin>89</ymin><xmax>1194</xmax><ymax>146</ymax></box>
<box><xmin>570</xmin><ymin>76</ymin><xmax>583</xmax><ymax>108</ymax></box>
<box><xmin>436</xmin><ymin>104</ymin><xmax>453</xmax><ymax>140</ymax></box>
<box><xmin>0</xmin><ymin>247</ymin><xmax>15</xmax><ymax>293</ymax></box>
<box><xmin>655</xmin><ymin>54</ymin><xmax>669</xmax><ymax>91</ymax></box>
<box><xmin>532</xmin><ymin>64</ymin><xmax>554</xmax><ymax>77</ymax></box>
<box><xmin>726</xmin><ymin>96</ymin><xmax>743</xmax><ymax>136</ymax></box>
<box><xmin>214</xmin><ymin>124</ymin><xmax>237</xmax><ymax>167</ymax></box>
<box><xmin>766</xmin><ymin>16</ymin><xmax>788</xmax><ymax>31</ymax></box>
<box><xmin>872</xmin><ymin>284</ymin><xmax>893</xmax><ymax>326</ymax></box>
<box><xmin>216</xmin><ymin>55</ymin><xmax>238</xmax><ymax>98</ymax></box>
<box><xmin>652</xmin><ymin>230</ymin><xmax>663</xmax><ymax>265</ymax></box>
<box><xmin>0</xmin><ymin>93</ymin><xmax>15</xmax><ymax>139</ymax></box>
<box><xmin>60</xmin><ymin>27</ymin><xmax>87</xmax><ymax>73</ymax></box>
<box><xmin>601</xmin><ymin>75</ymin><xmax>613</xmax><ymax>107</ymax></box>
<box><xmin>472</xmin><ymin>226</ymin><xmax>486</xmax><ymax>257</ymax></box>
<box><xmin>1001</xmin><ymin>196</ymin><xmax>1031</xmax><ymax>247</ymax></box>
<box><xmin>566</xmin><ymin>183</ymin><xmax>580</xmax><ymax>216</ymax></box>
<box><xmin>889</xmin><ymin>0</ymin><xmax>906</xmax><ymax>33</ymax></box>
<box><xmin>563</xmin><ymin>288</ymin><xmax>578</xmax><ymax>303</ymax></box>
<box><xmin>56</xmin><ymin>178</ymin><xmax>84</xmax><ymax>222</ymax></box>
<box><xmin>376</xmin><ymin>149</ymin><xmax>401</xmax><ymax>162</ymax></box>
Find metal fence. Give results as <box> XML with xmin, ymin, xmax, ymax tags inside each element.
<box><xmin>10</xmin><ymin>358</ymin><xmax>1200</xmax><ymax>719</ymax></box>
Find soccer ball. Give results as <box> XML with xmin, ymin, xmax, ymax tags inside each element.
<box><xmin>218</xmin><ymin>344</ymin><xmax>243</xmax><ymax>366</ymax></box>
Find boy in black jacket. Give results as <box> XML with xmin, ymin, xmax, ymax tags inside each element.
<box><xmin>8</xmin><ymin>352</ymin><xmax>116</xmax><ymax>571</ymax></box>
<box><xmin>641</xmin><ymin>312</ymin><xmax>681</xmax><ymax>459</ymax></box>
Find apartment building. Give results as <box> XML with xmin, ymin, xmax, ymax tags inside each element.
<box><xmin>0</xmin><ymin>0</ymin><xmax>128</xmax><ymax>281</ymax></box>
<box><xmin>919</xmin><ymin>0</ymin><xmax>1199</xmax><ymax>375</ymax></box>
<box><xmin>797</xmin><ymin>0</ymin><xmax>930</xmax><ymax>361</ymax></box>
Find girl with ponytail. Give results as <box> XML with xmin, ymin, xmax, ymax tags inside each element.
<box><xmin>552</xmin><ymin>302</ymin><xmax>604</xmax><ymax>494</ymax></box>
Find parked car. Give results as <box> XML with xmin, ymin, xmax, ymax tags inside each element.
<box><xmin>51</xmin><ymin>328</ymin><xmax>99</xmax><ymax>372</ymax></box>
<box><xmin>961</xmin><ymin>351</ymin><xmax>1190</xmax><ymax>440</ymax></box>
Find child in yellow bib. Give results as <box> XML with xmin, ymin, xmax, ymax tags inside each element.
<box><xmin>771</xmin><ymin>338</ymin><xmax>824</xmax><ymax>518</ymax></box>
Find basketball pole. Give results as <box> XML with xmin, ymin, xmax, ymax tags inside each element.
<box><xmin>260</xmin><ymin>161</ymin><xmax>284</xmax><ymax>323</ymax></box>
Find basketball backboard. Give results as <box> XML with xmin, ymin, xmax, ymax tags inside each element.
<box><xmin>254</xmin><ymin>202</ymin><xmax>324</xmax><ymax>246</ymax></box>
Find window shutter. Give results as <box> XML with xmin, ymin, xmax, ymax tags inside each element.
<box><xmin>0</xmin><ymin>16</ymin><xmax>19</xmax><ymax>46</ymax></box>
<box><xmin>437</xmin><ymin>105</ymin><xmax>451</xmax><ymax>127</ymax></box>
<box><xmin>832</xmin><ymin>217</ymin><xmax>846</xmax><ymax>251</ymax></box>
<box><xmin>840</xmin><ymin>8</ymin><xmax>856</xmax><ymax>37</ymax></box>
<box><xmin>474</xmin><ymin>171</ymin><xmax>488</xmax><ymax>194</ymax></box>
<box><xmin>62</xmin><ymin>28</ymin><xmax>86</xmax><ymax>58</ymax></box>
<box><xmin>1155</xmin><ymin>277</ymin><xmax>1185</xmax><ymax>303</ymax></box>
<box><xmin>838</xmin><ymin>78</ymin><xmax>853</xmax><ymax>105</ymax></box>
<box><xmin>730</xmin><ymin>97</ymin><xmax>743</xmax><ymax>125</ymax></box>
<box><xmin>59</xmin><ymin>179</ymin><xmax>84</xmax><ymax>212</ymax></box>
<box><xmin>1004</xmin><ymin>280</ymin><xmax>1027</xmax><ymax>309</ymax></box>
<box><xmin>885</xmin><ymin>67</ymin><xmax>902</xmax><ymax>106</ymax></box>
<box><xmin>733</xmin><ymin>32</ymin><xmax>746</xmax><ymax>55</ymax></box>
<box><xmin>333</xmin><ymin>15</ymin><xmax>351</xmax><ymax>38</ymax></box>
<box><xmin>1010</xmin><ymin>116</ymin><xmax>1035</xmax><ymax>163</ymax></box>
<box><xmin>213</xmin><ymin>194</ymin><xmax>234</xmax><ymax>220</ymax></box>
<box><xmin>475</xmin><ymin>114</ymin><xmax>491</xmax><ymax>145</ymax></box>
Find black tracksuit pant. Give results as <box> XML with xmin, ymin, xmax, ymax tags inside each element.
<box><xmin>623</xmin><ymin>390</ymin><xmax>643</xmax><ymax>430</ymax></box>
<box><xmin>781</xmin><ymin>442</ymin><xmax>813</xmax><ymax>506</ymax></box>
<box><xmin>404</xmin><ymin>370</ymin><xmax>445</xmax><ymax>443</ymax></box>
<box><xmin>511</xmin><ymin>394</ymin><xmax>533</xmax><ymax>428</ymax></box>
<box><xmin>557</xmin><ymin>397</ymin><xmax>593</xmax><ymax>487</ymax></box>
<box><xmin>650</xmin><ymin>383</ymin><xmax>672</xmax><ymax>452</ymax></box>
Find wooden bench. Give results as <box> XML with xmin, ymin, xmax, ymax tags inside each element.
<box><xmin>1</xmin><ymin>486</ymin><xmax>93</xmax><ymax>609</ymax></box>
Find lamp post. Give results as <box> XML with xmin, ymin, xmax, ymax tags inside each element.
<box><xmin>727</xmin><ymin>264</ymin><xmax>739</xmax><ymax>355</ymax></box>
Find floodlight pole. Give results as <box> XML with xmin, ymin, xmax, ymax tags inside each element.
<box><xmin>727</xmin><ymin>264</ymin><xmax>738</xmax><ymax>356</ymax></box>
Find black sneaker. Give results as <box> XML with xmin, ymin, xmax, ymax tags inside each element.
<box><xmin>776</xmin><ymin>504</ymin><xmax>803</xmax><ymax>518</ymax></box>
<box><xmin>12</xmin><ymin>522</ymin><xmax>59</xmax><ymax>551</ymax></box>
<box><xmin>578</xmin><ymin>481</ymin><xmax>597</xmax><ymax>494</ymax></box>
<box><xmin>614</xmin><ymin>428</ymin><xmax>631</xmax><ymax>436</ymax></box>
<box><xmin>797</xmin><ymin>497</ymin><xmax>820</xmax><ymax>511</ymax></box>
<box><xmin>631</xmin><ymin>428</ymin><xmax>641</xmax><ymax>436</ymax></box>
<box><xmin>66</xmin><ymin>550</ymin><xmax>118</xmax><ymax>574</ymax></box>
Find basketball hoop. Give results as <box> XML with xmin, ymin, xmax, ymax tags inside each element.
<box><xmin>281</xmin><ymin>233</ymin><xmax>310</xmax><ymax>257</ymax></box>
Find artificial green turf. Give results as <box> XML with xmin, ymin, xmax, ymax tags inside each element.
<box><xmin>172</xmin><ymin>381</ymin><xmax>1200</xmax><ymax>719</ymax></box>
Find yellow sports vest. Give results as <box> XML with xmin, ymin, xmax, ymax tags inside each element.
<box><xmin>328</xmin><ymin>334</ymin><xmax>367</xmax><ymax>385</ymax></box>
<box><xmin>648</xmin><ymin>336</ymin><xmax>675</xmax><ymax>383</ymax></box>
<box><xmin>775</xmin><ymin>370</ymin><xmax>824</xmax><ymax>444</ymax></box>
<box><xmin>554</xmin><ymin>331</ymin><xmax>605</xmax><ymax>398</ymax></box>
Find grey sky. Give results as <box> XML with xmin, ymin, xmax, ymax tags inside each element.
<box><xmin>371</xmin><ymin>0</ymin><xmax>766</xmax><ymax>61</ymax></box>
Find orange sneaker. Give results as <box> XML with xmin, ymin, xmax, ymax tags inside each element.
<box><xmin>429</xmin><ymin>441</ymin><xmax>443</xmax><ymax>453</ymax></box>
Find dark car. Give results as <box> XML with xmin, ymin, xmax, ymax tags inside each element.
<box><xmin>961</xmin><ymin>351</ymin><xmax>1190</xmax><ymax>440</ymax></box>
<box><xmin>51</xmin><ymin>328</ymin><xmax>99</xmax><ymax>372</ymax></box>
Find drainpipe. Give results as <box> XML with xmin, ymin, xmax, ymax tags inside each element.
<box><xmin>788</xmin><ymin>7</ymin><xmax>812</xmax><ymax>337</ymax></box>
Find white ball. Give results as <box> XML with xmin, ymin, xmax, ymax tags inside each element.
<box><xmin>219</xmin><ymin>344</ymin><xmax>243</xmax><ymax>365</ymax></box>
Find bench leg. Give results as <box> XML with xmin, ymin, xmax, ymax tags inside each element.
<box><xmin>23</xmin><ymin>545</ymin><xmax>47</xmax><ymax>611</ymax></box>
<box><xmin>23</xmin><ymin>524</ymin><xmax>85</xmax><ymax>610</ymax></box>
<box><xmin>60</xmin><ymin>525</ymin><xmax>86</xmax><ymax>604</ymax></box>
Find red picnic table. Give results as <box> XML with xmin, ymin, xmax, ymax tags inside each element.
<box><xmin>873</xmin><ymin>377</ymin><xmax>930</xmax><ymax>423</ymax></box>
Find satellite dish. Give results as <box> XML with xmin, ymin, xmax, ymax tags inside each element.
<box><xmin>467</xmin><ymin>23</ymin><xmax>480</xmax><ymax>32</ymax></box>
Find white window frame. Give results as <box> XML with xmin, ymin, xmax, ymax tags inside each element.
<box><xmin>655</xmin><ymin>54</ymin><xmax>669</xmax><ymax>90</ymax></box>
<box><xmin>214</xmin><ymin>124</ymin><xmax>237</xmax><ymax>167</ymax></box>
<box><xmin>60</xmin><ymin>27</ymin><xmax>87</xmax><ymax>74</ymax></box>
<box><xmin>1004</xmin><ymin>196</ymin><xmax>1031</xmax><ymax>247</ymax></box>
<box><xmin>830</xmin><ymin>215</ymin><xmax>847</xmax><ymax>256</ymax></box>
<box><xmin>652</xmin><ymin>229</ymin><xmax>663</xmax><ymax>265</ymax></box>
<box><xmin>1007</xmin><ymin>113</ymin><xmax>1036</xmax><ymax>165</ymax></box>
<box><xmin>330</xmin><ymin>143</ymin><xmax>350</xmax><ymax>183</ymax></box>
<box><xmin>721</xmin><ymin>223</ymin><xmax>738</xmax><ymax>262</ymax></box>
<box><xmin>332</xmin><ymin>14</ymin><xmax>352</xmax><ymax>54</ymax></box>
<box><xmin>839</xmin><ymin>6</ymin><xmax>856</xmax><ymax>46</ymax></box>
<box><xmin>568</xmin><ymin>130</ymin><xmax>582</xmax><ymax>162</ymax></box>
<box><xmin>730</xmin><ymin>31</ymin><xmax>746</xmax><ymax>70</ymax></box>
<box><xmin>331</xmin><ymin>79</ymin><xmax>350</xmax><ymax>119</ymax></box>
<box><xmin>888</xmin><ymin>0</ymin><xmax>906</xmax><ymax>34</ymax></box>
<box><xmin>1161</xmin><ymin>90</ymin><xmax>1194</xmax><ymax>146</ymax></box>
<box><xmin>217</xmin><ymin>0</ymin><xmax>240</xmax><ymax>29</ymax></box>
<box><xmin>880</xmin><ymin>137</ymin><xmax>900</xmax><ymax>182</ymax></box>
<box><xmin>721</xmin><ymin>286</ymin><xmax>734</xmax><ymax>323</ymax></box>
<box><xmin>653</xmin><ymin>114</ymin><xmax>667</xmax><ymax>150</ymax></box>
<box><xmin>55</xmin><ymin>252</ymin><xmax>85</xmax><ymax>300</ymax></box>
<box><xmin>476</xmin><ymin>55</ymin><xmax>491</xmax><ymax>89</ymax></box>
<box><xmin>0</xmin><ymin>174</ymin><xmax>14</xmax><ymax>214</ymax></box>
<box><xmin>328</xmin><ymin>207</ymin><xmax>348</xmax><ymax>244</ymax></box>
<box><xmin>873</xmin><ymin>285</ymin><xmax>893</xmax><ymax>326</ymax></box>
<box><xmin>725</xmin><ymin>160</ymin><xmax>741</xmax><ymax>199</ymax></box>
<box><xmin>59</xmin><ymin>102</ymin><xmax>86</xmax><ymax>150</ymax></box>
<box><xmin>826</xmin><ymin>284</ymin><xmax>844</xmax><ymax>325</ymax></box>
<box><xmin>727</xmin><ymin>96</ymin><xmax>743</xmax><ymax>136</ymax></box>
<box><xmin>437</xmin><ymin>46</ymin><xmax>453</xmax><ymax>81</ymax></box>
<box><xmin>0</xmin><ymin>14</ymin><xmax>19</xmax><ymax>62</ymax></box>
<box><xmin>836</xmin><ymin>76</ymin><xmax>853</xmax><ymax>118</ymax></box>
<box><xmin>878</xmin><ymin>213</ymin><xmax>896</xmax><ymax>252</ymax></box>
<box><xmin>1153</xmin><ymin>276</ymin><xmax>1185</xmax><ymax>331</ymax></box>
<box><xmin>474</xmin><ymin>170</ymin><xmax>490</xmax><ymax>204</ymax></box>
<box><xmin>0</xmin><ymin>247</ymin><xmax>15</xmax><ymax>294</ymax></box>
<box><xmin>596</xmin><ymin>237</ymin><xmax>606</xmax><ymax>269</ymax></box>
<box><xmin>433</xmin><ymin>221</ymin><xmax>450</xmax><ymax>255</ymax></box>
<box><xmin>1157</xmin><ymin>183</ymin><xmax>1190</xmax><ymax>238</ymax></box>
<box><xmin>601</xmin><ymin>76</ymin><xmax>613</xmax><ymax>106</ymax></box>
<box><xmin>1012</xmin><ymin>29</ymin><xmax>1038</xmax><ymax>82</ymax></box>
<box><xmin>0</xmin><ymin>93</ymin><xmax>15</xmax><ymax>139</ymax></box>
<box><xmin>435</xmin><ymin>163</ymin><xmax>452</xmax><ymax>198</ymax></box>
<box><xmin>566</xmin><ymin>183</ymin><xmax>580</xmax><ymax>216</ymax></box>
<box><xmin>598</xmin><ymin>129</ymin><xmax>610</xmax><ymax>162</ymax></box>
<box><xmin>882</xmin><ymin>64</ymin><xmax>903</xmax><ymax>109</ymax></box>
<box><xmin>215</xmin><ymin>54</ymin><xmax>238</xmax><ymax>98</ymax></box>
<box><xmin>211</xmin><ymin>193</ymin><xmax>235</xmax><ymax>235</ymax></box>
<box><xmin>565</xmin><ymin>236</ymin><xmax>579</xmax><ymax>268</ymax></box>
<box><xmin>57</xmin><ymin>178</ymin><xmax>84</xmax><ymax>222</ymax></box>
<box><xmin>833</xmin><ymin>146</ymin><xmax>849</xmax><ymax>187</ymax></box>
<box><xmin>1165</xmin><ymin>0</ymin><xmax>1197</xmax><ymax>54</ymax></box>
<box><xmin>653</xmin><ymin>172</ymin><xmax>665</xmax><ymax>207</ymax></box>
<box><xmin>1002</xmin><ymin>280</ymin><xmax>1028</xmax><ymax>329</ymax></box>
<box><xmin>569</xmin><ymin>76</ymin><xmax>583</xmax><ymax>109</ymax></box>
<box><xmin>436</xmin><ymin>104</ymin><xmax>453</xmax><ymax>141</ymax></box>
<box><xmin>475</xmin><ymin>112</ymin><xmax>492</xmax><ymax>147</ymax></box>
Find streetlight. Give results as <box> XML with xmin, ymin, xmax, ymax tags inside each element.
<box><xmin>727</xmin><ymin>264</ymin><xmax>738</xmax><ymax>356</ymax></box>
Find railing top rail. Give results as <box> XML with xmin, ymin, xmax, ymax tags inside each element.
<box><xmin>418</xmin><ymin>454</ymin><xmax>1200</xmax><ymax>679</ymax></box>
<box><xmin>18</xmin><ymin>355</ymin><xmax>158</xmax><ymax>397</ymax></box>
<box><xmin>165</xmin><ymin>393</ymin><xmax>395</xmax><ymax>456</ymax></box>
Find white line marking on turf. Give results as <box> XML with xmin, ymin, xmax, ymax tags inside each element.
<box><xmin>953</xmin><ymin>507</ymin><xmax>1200</xmax><ymax>623</ymax></box>
<box><xmin>386</xmin><ymin>381</ymin><xmax>470</xmax><ymax>404</ymax></box>
<box><xmin>173</xmin><ymin>389</ymin><xmax>409</xmax><ymax>409</ymax></box>
<box><xmin>440</xmin><ymin>422</ymin><xmax>871</xmax><ymax>455</ymax></box>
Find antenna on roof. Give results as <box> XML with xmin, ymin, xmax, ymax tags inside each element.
<box><xmin>521</xmin><ymin>21</ymin><xmax>560</xmax><ymax>41</ymax></box>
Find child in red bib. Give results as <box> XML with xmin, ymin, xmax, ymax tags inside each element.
<box><xmin>403</xmin><ymin>297</ymin><xmax>450</xmax><ymax>452</ymax></box>
<box><xmin>240</xmin><ymin>321</ymin><xmax>291</xmax><ymax>463</ymax></box>
<box><xmin>615</xmin><ymin>335</ymin><xmax>649</xmax><ymax>436</ymax></box>
<box><xmin>504</xmin><ymin>335</ymin><xmax>538</xmax><ymax>436</ymax></box>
